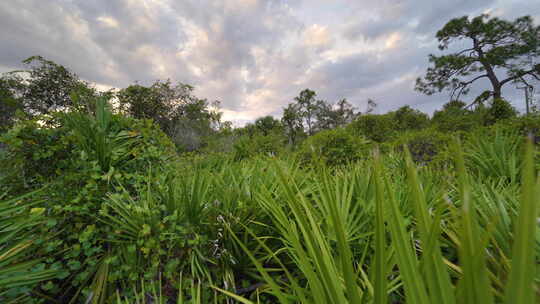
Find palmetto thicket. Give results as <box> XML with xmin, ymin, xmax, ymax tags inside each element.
<box><xmin>0</xmin><ymin>91</ymin><xmax>538</xmax><ymax>304</ymax></box>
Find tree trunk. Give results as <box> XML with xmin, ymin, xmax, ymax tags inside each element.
<box><xmin>474</xmin><ymin>37</ymin><xmax>501</xmax><ymax>100</ymax></box>
<box><xmin>493</xmin><ymin>85</ymin><xmax>502</xmax><ymax>100</ymax></box>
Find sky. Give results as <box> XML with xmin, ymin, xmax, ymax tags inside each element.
<box><xmin>1</xmin><ymin>0</ymin><xmax>539</xmax><ymax>125</ymax></box>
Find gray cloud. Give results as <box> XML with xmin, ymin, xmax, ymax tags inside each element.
<box><xmin>0</xmin><ymin>0</ymin><xmax>538</xmax><ymax>124</ymax></box>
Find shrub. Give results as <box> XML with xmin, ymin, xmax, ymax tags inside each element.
<box><xmin>0</xmin><ymin>190</ymin><xmax>64</xmax><ymax>301</ymax></box>
<box><xmin>299</xmin><ymin>128</ymin><xmax>370</xmax><ymax>166</ymax></box>
<box><xmin>392</xmin><ymin>129</ymin><xmax>451</xmax><ymax>164</ymax></box>
<box><xmin>347</xmin><ymin>114</ymin><xmax>395</xmax><ymax>143</ymax></box>
<box><xmin>432</xmin><ymin>100</ymin><xmax>481</xmax><ymax>133</ymax></box>
<box><xmin>0</xmin><ymin>98</ymin><xmax>176</xmax><ymax>301</ymax></box>
<box><xmin>232</xmin><ymin>134</ymin><xmax>283</xmax><ymax>161</ymax></box>
<box><xmin>393</xmin><ymin>105</ymin><xmax>430</xmax><ymax>131</ymax></box>
<box><xmin>495</xmin><ymin>114</ymin><xmax>540</xmax><ymax>143</ymax></box>
<box><xmin>465</xmin><ymin>127</ymin><xmax>522</xmax><ymax>182</ymax></box>
<box><xmin>484</xmin><ymin>98</ymin><xmax>517</xmax><ymax>125</ymax></box>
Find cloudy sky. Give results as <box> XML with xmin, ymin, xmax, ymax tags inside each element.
<box><xmin>1</xmin><ymin>0</ymin><xmax>539</xmax><ymax>125</ymax></box>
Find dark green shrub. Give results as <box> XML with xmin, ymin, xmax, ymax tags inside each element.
<box><xmin>432</xmin><ymin>100</ymin><xmax>481</xmax><ymax>133</ymax></box>
<box><xmin>0</xmin><ymin>99</ymin><xmax>176</xmax><ymax>301</ymax></box>
<box><xmin>495</xmin><ymin>114</ymin><xmax>540</xmax><ymax>143</ymax></box>
<box><xmin>484</xmin><ymin>98</ymin><xmax>517</xmax><ymax>125</ymax></box>
<box><xmin>393</xmin><ymin>105</ymin><xmax>430</xmax><ymax>131</ymax></box>
<box><xmin>233</xmin><ymin>134</ymin><xmax>283</xmax><ymax>161</ymax></box>
<box><xmin>392</xmin><ymin>129</ymin><xmax>451</xmax><ymax>164</ymax></box>
<box><xmin>299</xmin><ymin>128</ymin><xmax>370</xmax><ymax>166</ymax></box>
<box><xmin>347</xmin><ymin>114</ymin><xmax>395</xmax><ymax>143</ymax></box>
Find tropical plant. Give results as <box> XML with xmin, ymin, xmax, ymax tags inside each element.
<box><xmin>298</xmin><ymin>128</ymin><xmax>370</xmax><ymax>166</ymax></box>
<box><xmin>215</xmin><ymin>140</ymin><xmax>539</xmax><ymax>304</ymax></box>
<box><xmin>0</xmin><ymin>190</ymin><xmax>63</xmax><ymax>303</ymax></box>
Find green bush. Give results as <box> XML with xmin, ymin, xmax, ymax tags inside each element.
<box><xmin>299</xmin><ymin>128</ymin><xmax>370</xmax><ymax>166</ymax></box>
<box><xmin>494</xmin><ymin>114</ymin><xmax>540</xmax><ymax>143</ymax></box>
<box><xmin>391</xmin><ymin>129</ymin><xmax>452</xmax><ymax>164</ymax></box>
<box><xmin>0</xmin><ymin>99</ymin><xmax>176</xmax><ymax>301</ymax></box>
<box><xmin>347</xmin><ymin>114</ymin><xmax>395</xmax><ymax>143</ymax></box>
<box><xmin>465</xmin><ymin>127</ymin><xmax>522</xmax><ymax>182</ymax></box>
<box><xmin>484</xmin><ymin>98</ymin><xmax>517</xmax><ymax>125</ymax></box>
<box><xmin>432</xmin><ymin>100</ymin><xmax>481</xmax><ymax>133</ymax></box>
<box><xmin>232</xmin><ymin>133</ymin><xmax>283</xmax><ymax>161</ymax></box>
<box><xmin>0</xmin><ymin>190</ymin><xmax>64</xmax><ymax>301</ymax></box>
<box><xmin>393</xmin><ymin>105</ymin><xmax>430</xmax><ymax>131</ymax></box>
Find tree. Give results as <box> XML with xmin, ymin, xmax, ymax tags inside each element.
<box><xmin>392</xmin><ymin>105</ymin><xmax>429</xmax><ymax>131</ymax></box>
<box><xmin>416</xmin><ymin>14</ymin><xmax>540</xmax><ymax>105</ymax></box>
<box><xmin>0</xmin><ymin>78</ymin><xmax>23</xmax><ymax>131</ymax></box>
<box><xmin>484</xmin><ymin>98</ymin><xmax>517</xmax><ymax>125</ymax></box>
<box><xmin>254</xmin><ymin>116</ymin><xmax>282</xmax><ymax>136</ymax></box>
<box><xmin>117</xmin><ymin>80</ymin><xmax>222</xmax><ymax>151</ymax></box>
<box><xmin>282</xmin><ymin>103</ymin><xmax>304</xmax><ymax>146</ymax></box>
<box><xmin>294</xmin><ymin>89</ymin><xmax>323</xmax><ymax>135</ymax></box>
<box><xmin>432</xmin><ymin>100</ymin><xmax>479</xmax><ymax>132</ymax></box>
<box><xmin>347</xmin><ymin>113</ymin><xmax>396</xmax><ymax>143</ymax></box>
<box><xmin>315</xmin><ymin>98</ymin><xmax>357</xmax><ymax>130</ymax></box>
<box><xmin>0</xmin><ymin>56</ymin><xmax>94</xmax><ymax>116</ymax></box>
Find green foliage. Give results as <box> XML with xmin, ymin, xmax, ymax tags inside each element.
<box><xmin>393</xmin><ymin>105</ymin><xmax>430</xmax><ymax>131</ymax></box>
<box><xmin>299</xmin><ymin>128</ymin><xmax>370</xmax><ymax>166</ymax></box>
<box><xmin>432</xmin><ymin>100</ymin><xmax>480</xmax><ymax>132</ymax></box>
<box><xmin>233</xmin><ymin>134</ymin><xmax>283</xmax><ymax>161</ymax></box>
<box><xmin>284</xmin><ymin>89</ymin><xmax>358</xmax><ymax>140</ymax></box>
<box><xmin>215</xmin><ymin>141</ymin><xmax>539</xmax><ymax>304</ymax></box>
<box><xmin>497</xmin><ymin>114</ymin><xmax>540</xmax><ymax>142</ymax></box>
<box><xmin>484</xmin><ymin>98</ymin><xmax>517</xmax><ymax>125</ymax></box>
<box><xmin>416</xmin><ymin>14</ymin><xmax>540</xmax><ymax>103</ymax></box>
<box><xmin>465</xmin><ymin>128</ymin><xmax>522</xmax><ymax>182</ymax></box>
<box><xmin>0</xmin><ymin>97</ymin><xmax>176</xmax><ymax>302</ymax></box>
<box><xmin>117</xmin><ymin>80</ymin><xmax>223</xmax><ymax>152</ymax></box>
<box><xmin>254</xmin><ymin>116</ymin><xmax>282</xmax><ymax>136</ymax></box>
<box><xmin>282</xmin><ymin>103</ymin><xmax>305</xmax><ymax>146</ymax></box>
<box><xmin>0</xmin><ymin>78</ymin><xmax>23</xmax><ymax>131</ymax></box>
<box><xmin>347</xmin><ymin>113</ymin><xmax>395</xmax><ymax>142</ymax></box>
<box><xmin>0</xmin><ymin>56</ymin><xmax>99</xmax><ymax>117</ymax></box>
<box><xmin>0</xmin><ymin>190</ymin><xmax>63</xmax><ymax>302</ymax></box>
<box><xmin>294</xmin><ymin>89</ymin><xmax>321</xmax><ymax>136</ymax></box>
<box><xmin>391</xmin><ymin>129</ymin><xmax>452</xmax><ymax>164</ymax></box>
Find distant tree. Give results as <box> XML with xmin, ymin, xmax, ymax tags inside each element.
<box><xmin>0</xmin><ymin>78</ymin><xmax>23</xmax><ymax>131</ymax></box>
<box><xmin>392</xmin><ymin>105</ymin><xmax>430</xmax><ymax>130</ymax></box>
<box><xmin>484</xmin><ymin>98</ymin><xmax>517</xmax><ymax>125</ymax></box>
<box><xmin>294</xmin><ymin>89</ymin><xmax>323</xmax><ymax>135</ymax></box>
<box><xmin>282</xmin><ymin>103</ymin><xmax>304</xmax><ymax>145</ymax></box>
<box><xmin>348</xmin><ymin>113</ymin><xmax>396</xmax><ymax>143</ymax></box>
<box><xmin>416</xmin><ymin>14</ymin><xmax>540</xmax><ymax>105</ymax></box>
<box><xmin>315</xmin><ymin>98</ymin><xmax>357</xmax><ymax>130</ymax></box>
<box><xmin>118</xmin><ymin>81</ymin><xmax>197</xmax><ymax>132</ymax></box>
<box><xmin>0</xmin><ymin>56</ymin><xmax>94</xmax><ymax>116</ymax></box>
<box><xmin>117</xmin><ymin>80</ymin><xmax>221</xmax><ymax>151</ymax></box>
<box><xmin>254</xmin><ymin>115</ymin><xmax>282</xmax><ymax>136</ymax></box>
<box><xmin>432</xmin><ymin>100</ymin><xmax>484</xmax><ymax>132</ymax></box>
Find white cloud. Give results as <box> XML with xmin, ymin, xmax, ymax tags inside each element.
<box><xmin>97</xmin><ymin>16</ymin><xmax>119</xmax><ymax>28</ymax></box>
<box><xmin>1</xmin><ymin>0</ymin><xmax>538</xmax><ymax>124</ymax></box>
<box><xmin>304</xmin><ymin>24</ymin><xmax>333</xmax><ymax>50</ymax></box>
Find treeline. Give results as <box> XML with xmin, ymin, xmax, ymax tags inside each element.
<box><xmin>0</xmin><ymin>55</ymin><xmax>536</xmax><ymax>168</ymax></box>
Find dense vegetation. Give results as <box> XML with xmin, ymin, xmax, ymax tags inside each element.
<box><xmin>1</xmin><ymin>13</ymin><xmax>539</xmax><ymax>304</ymax></box>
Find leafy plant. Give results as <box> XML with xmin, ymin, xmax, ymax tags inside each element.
<box><xmin>0</xmin><ymin>190</ymin><xmax>63</xmax><ymax>302</ymax></box>
<box><xmin>299</xmin><ymin>128</ymin><xmax>370</xmax><ymax>166</ymax></box>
